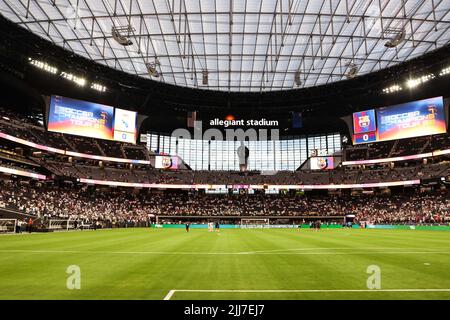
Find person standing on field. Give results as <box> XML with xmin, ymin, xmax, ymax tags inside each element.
<box><xmin>28</xmin><ymin>218</ymin><xmax>33</xmax><ymax>233</ymax></box>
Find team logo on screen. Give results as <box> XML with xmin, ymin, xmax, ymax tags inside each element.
<box><xmin>161</xmin><ymin>156</ymin><xmax>173</xmax><ymax>169</ymax></box>
<box><xmin>121</xmin><ymin>118</ymin><xmax>129</xmax><ymax>129</ymax></box>
<box><xmin>428</xmin><ymin>104</ymin><xmax>437</xmax><ymax>117</ymax></box>
<box><xmin>317</xmin><ymin>158</ymin><xmax>328</xmax><ymax>170</ymax></box>
<box><xmin>358</xmin><ymin>113</ymin><xmax>371</xmax><ymax>129</ymax></box>
<box><xmin>99</xmin><ymin>111</ymin><xmax>108</xmax><ymax>127</ymax></box>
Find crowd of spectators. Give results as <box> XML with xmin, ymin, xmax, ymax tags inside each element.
<box><xmin>345</xmin><ymin>133</ymin><xmax>449</xmax><ymax>161</ymax></box>
<box><xmin>0</xmin><ymin>180</ymin><xmax>151</xmax><ymax>225</ymax></box>
<box><xmin>0</xmin><ymin>112</ymin><xmax>148</xmax><ymax>159</ymax></box>
<box><xmin>36</xmin><ymin>160</ymin><xmax>450</xmax><ymax>186</ymax></box>
<box><xmin>354</xmin><ymin>193</ymin><xmax>449</xmax><ymax>224</ymax></box>
<box><xmin>0</xmin><ymin>179</ymin><xmax>448</xmax><ymax>225</ymax></box>
<box><xmin>1</xmin><ymin>107</ymin><xmax>449</xmax><ymax>229</ymax></box>
<box><xmin>0</xmin><ymin>158</ymin><xmax>41</xmax><ymax>175</ymax></box>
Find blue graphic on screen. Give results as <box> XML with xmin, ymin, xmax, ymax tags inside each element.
<box><xmin>48</xmin><ymin>95</ymin><xmax>114</xmax><ymax>140</ymax></box>
<box><xmin>353</xmin><ymin>109</ymin><xmax>376</xmax><ymax>134</ymax></box>
<box><xmin>377</xmin><ymin>96</ymin><xmax>446</xmax><ymax>141</ymax></box>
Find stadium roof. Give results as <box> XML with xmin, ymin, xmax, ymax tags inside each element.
<box><xmin>1</xmin><ymin>0</ymin><xmax>450</xmax><ymax>92</ymax></box>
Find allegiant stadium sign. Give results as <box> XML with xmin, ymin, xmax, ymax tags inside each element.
<box><xmin>171</xmin><ymin>121</ymin><xmax>280</xmax><ymax>144</ymax></box>
<box><xmin>209</xmin><ymin>118</ymin><xmax>279</xmax><ymax>127</ymax></box>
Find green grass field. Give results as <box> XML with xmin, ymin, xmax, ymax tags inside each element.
<box><xmin>1</xmin><ymin>228</ymin><xmax>450</xmax><ymax>300</ymax></box>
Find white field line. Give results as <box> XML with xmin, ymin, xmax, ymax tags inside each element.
<box><xmin>1</xmin><ymin>248</ymin><xmax>450</xmax><ymax>255</ymax></box>
<box><xmin>163</xmin><ymin>290</ymin><xmax>176</xmax><ymax>300</ymax></box>
<box><xmin>236</xmin><ymin>247</ymin><xmax>449</xmax><ymax>254</ymax></box>
<box><xmin>163</xmin><ymin>288</ymin><xmax>450</xmax><ymax>300</ymax></box>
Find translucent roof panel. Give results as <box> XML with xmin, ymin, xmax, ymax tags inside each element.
<box><xmin>2</xmin><ymin>0</ymin><xmax>449</xmax><ymax>92</ymax></box>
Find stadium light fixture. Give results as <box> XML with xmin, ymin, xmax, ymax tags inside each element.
<box><xmin>345</xmin><ymin>62</ymin><xmax>358</xmax><ymax>79</ymax></box>
<box><xmin>28</xmin><ymin>57</ymin><xmax>58</xmax><ymax>74</ymax></box>
<box><xmin>382</xmin><ymin>84</ymin><xmax>402</xmax><ymax>94</ymax></box>
<box><xmin>202</xmin><ymin>70</ymin><xmax>208</xmax><ymax>85</ymax></box>
<box><xmin>146</xmin><ymin>61</ymin><xmax>160</xmax><ymax>78</ymax></box>
<box><xmin>294</xmin><ymin>71</ymin><xmax>301</xmax><ymax>87</ymax></box>
<box><xmin>405</xmin><ymin>74</ymin><xmax>435</xmax><ymax>89</ymax></box>
<box><xmin>382</xmin><ymin>69</ymin><xmax>444</xmax><ymax>94</ymax></box>
<box><xmin>111</xmin><ymin>25</ymin><xmax>134</xmax><ymax>46</ymax></box>
<box><xmin>439</xmin><ymin>66</ymin><xmax>450</xmax><ymax>76</ymax></box>
<box><xmin>90</xmin><ymin>82</ymin><xmax>107</xmax><ymax>92</ymax></box>
<box><xmin>60</xmin><ymin>71</ymin><xmax>86</xmax><ymax>86</ymax></box>
<box><xmin>384</xmin><ymin>28</ymin><xmax>406</xmax><ymax>48</ymax></box>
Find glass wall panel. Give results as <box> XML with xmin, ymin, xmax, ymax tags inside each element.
<box><xmin>146</xmin><ymin>133</ymin><xmax>341</xmax><ymax>171</ymax></box>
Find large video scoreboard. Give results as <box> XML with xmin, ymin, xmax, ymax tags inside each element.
<box><xmin>48</xmin><ymin>95</ymin><xmax>138</xmax><ymax>143</ymax></box>
<box><xmin>352</xmin><ymin>96</ymin><xmax>447</xmax><ymax>144</ymax></box>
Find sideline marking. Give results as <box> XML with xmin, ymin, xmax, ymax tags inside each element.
<box><xmin>1</xmin><ymin>248</ymin><xmax>450</xmax><ymax>255</ymax></box>
<box><xmin>163</xmin><ymin>288</ymin><xmax>450</xmax><ymax>300</ymax></box>
<box><xmin>163</xmin><ymin>290</ymin><xmax>176</xmax><ymax>300</ymax></box>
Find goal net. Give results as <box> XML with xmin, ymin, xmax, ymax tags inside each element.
<box><xmin>240</xmin><ymin>218</ymin><xmax>270</xmax><ymax>229</ymax></box>
<box><xmin>0</xmin><ymin>219</ymin><xmax>17</xmax><ymax>234</ymax></box>
<box><xmin>48</xmin><ymin>219</ymin><xmax>77</xmax><ymax>231</ymax></box>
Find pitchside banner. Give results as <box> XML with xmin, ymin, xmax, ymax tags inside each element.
<box><xmin>377</xmin><ymin>96</ymin><xmax>446</xmax><ymax>141</ymax></box>
<box><xmin>48</xmin><ymin>95</ymin><xmax>114</xmax><ymax>140</ymax></box>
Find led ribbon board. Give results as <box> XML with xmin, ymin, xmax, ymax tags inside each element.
<box><xmin>78</xmin><ymin>179</ymin><xmax>421</xmax><ymax>189</ymax></box>
<box><xmin>0</xmin><ymin>166</ymin><xmax>46</xmax><ymax>180</ymax></box>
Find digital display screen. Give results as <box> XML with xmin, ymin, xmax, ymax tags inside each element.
<box><xmin>155</xmin><ymin>156</ymin><xmax>179</xmax><ymax>170</ymax></box>
<box><xmin>113</xmin><ymin>108</ymin><xmax>137</xmax><ymax>143</ymax></box>
<box><xmin>48</xmin><ymin>95</ymin><xmax>114</xmax><ymax>140</ymax></box>
<box><xmin>48</xmin><ymin>96</ymin><xmax>140</xmax><ymax>144</ymax></box>
<box><xmin>353</xmin><ymin>132</ymin><xmax>377</xmax><ymax>144</ymax></box>
<box><xmin>310</xmin><ymin>157</ymin><xmax>335</xmax><ymax>170</ymax></box>
<box><xmin>113</xmin><ymin>131</ymin><xmax>136</xmax><ymax>144</ymax></box>
<box><xmin>353</xmin><ymin>109</ymin><xmax>376</xmax><ymax>134</ymax></box>
<box><xmin>376</xmin><ymin>96</ymin><xmax>446</xmax><ymax>141</ymax></box>
<box><xmin>352</xmin><ymin>97</ymin><xmax>447</xmax><ymax>144</ymax></box>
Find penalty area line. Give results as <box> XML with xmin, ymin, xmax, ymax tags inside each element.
<box><xmin>162</xmin><ymin>288</ymin><xmax>450</xmax><ymax>300</ymax></box>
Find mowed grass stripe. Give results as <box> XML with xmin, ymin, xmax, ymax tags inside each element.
<box><xmin>0</xmin><ymin>228</ymin><xmax>450</xmax><ymax>300</ymax></box>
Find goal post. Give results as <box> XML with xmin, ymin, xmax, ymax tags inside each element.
<box><xmin>240</xmin><ymin>218</ymin><xmax>270</xmax><ymax>229</ymax></box>
<box><xmin>48</xmin><ymin>219</ymin><xmax>69</xmax><ymax>230</ymax></box>
<box><xmin>0</xmin><ymin>219</ymin><xmax>17</xmax><ymax>234</ymax></box>
<box><xmin>48</xmin><ymin>219</ymin><xmax>81</xmax><ymax>231</ymax></box>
